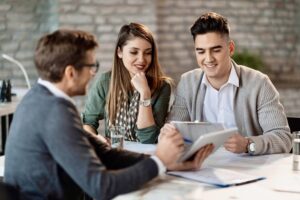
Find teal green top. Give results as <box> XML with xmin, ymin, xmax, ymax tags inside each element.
<box><xmin>82</xmin><ymin>71</ymin><xmax>171</xmax><ymax>144</ymax></box>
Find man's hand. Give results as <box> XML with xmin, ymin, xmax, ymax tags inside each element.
<box><xmin>159</xmin><ymin>123</ymin><xmax>178</xmax><ymax>141</ymax></box>
<box><xmin>158</xmin><ymin>123</ymin><xmax>214</xmax><ymax>171</ymax></box>
<box><xmin>224</xmin><ymin>133</ymin><xmax>248</xmax><ymax>153</ymax></box>
<box><xmin>155</xmin><ymin>124</ymin><xmax>184</xmax><ymax>167</ymax></box>
<box><xmin>168</xmin><ymin>144</ymin><xmax>214</xmax><ymax>171</ymax></box>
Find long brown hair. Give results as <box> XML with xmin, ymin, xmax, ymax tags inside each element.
<box><xmin>107</xmin><ymin>22</ymin><xmax>170</xmax><ymax>125</ymax></box>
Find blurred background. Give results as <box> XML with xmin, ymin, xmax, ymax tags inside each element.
<box><xmin>0</xmin><ymin>0</ymin><xmax>300</xmax><ymax>116</ymax></box>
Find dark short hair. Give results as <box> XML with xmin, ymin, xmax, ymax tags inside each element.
<box><xmin>190</xmin><ymin>12</ymin><xmax>230</xmax><ymax>40</ymax></box>
<box><xmin>34</xmin><ymin>29</ymin><xmax>98</xmax><ymax>82</ymax></box>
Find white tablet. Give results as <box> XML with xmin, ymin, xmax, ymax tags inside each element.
<box><xmin>178</xmin><ymin>127</ymin><xmax>238</xmax><ymax>162</ymax></box>
<box><xmin>171</xmin><ymin>121</ymin><xmax>224</xmax><ymax>141</ymax></box>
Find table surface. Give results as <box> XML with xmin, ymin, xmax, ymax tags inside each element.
<box><xmin>114</xmin><ymin>142</ymin><xmax>300</xmax><ymax>200</ymax></box>
<box><xmin>1</xmin><ymin>142</ymin><xmax>299</xmax><ymax>199</ymax></box>
<box><xmin>0</xmin><ymin>98</ymin><xmax>20</xmax><ymax>116</ymax></box>
<box><xmin>0</xmin><ymin>88</ymin><xmax>28</xmax><ymax>116</ymax></box>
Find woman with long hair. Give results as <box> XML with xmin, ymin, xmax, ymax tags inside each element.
<box><xmin>82</xmin><ymin>22</ymin><xmax>172</xmax><ymax>144</ymax></box>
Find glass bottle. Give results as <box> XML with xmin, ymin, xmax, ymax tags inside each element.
<box><xmin>6</xmin><ymin>79</ymin><xmax>12</xmax><ymax>102</ymax></box>
<box><xmin>0</xmin><ymin>80</ymin><xmax>7</xmax><ymax>102</ymax></box>
<box><xmin>293</xmin><ymin>132</ymin><xmax>300</xmax><ymax>171</ymax></box>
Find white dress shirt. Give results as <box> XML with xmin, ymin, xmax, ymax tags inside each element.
<box><xmin>38</xmin><ymin>78</ymin><xmax>75</xmax><ymax>105</ymax></box>
<box><xmin>202</xmin><ymin>65</ymin><xmax>239</xmax><ymax>128</ymax></box>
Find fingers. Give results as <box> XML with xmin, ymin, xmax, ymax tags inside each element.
<box><xmin>224</xmin><ymin>143</ymin><xmax>237</xmax><ymax>153</ymax></box>
<box><xmin>224</xmin><ymin>134</ymin><xmax>248</xmax><ymax>153</ymax></box>
<box><xmin>197</xmin><ymin>144</ymin><xmax>214</xmax><ymax>160</ymax></box>
<box><xmin>160</xmin><ymin>123</ymin><xmax>176</xmax><ymax>132</ymax></box>
<box><xmin>131</xmin><ymin>72</ymin><xmax>147</xmax><ymax>85</ymax></box>
<box><xmin>131</xmin><ymin>72</ymin><xmax>145</xmax><ymax>79</ymax></box>
<box><xmin>224</xmin><ymin>133</ymin><xmax>239</xmax><ymax>143</ymax></box>
<box><xmin>190</xmin><ymin>144</ymin><xmax>214</xmax><ymax>169</ymax></box>
<box><xmin>224</xmin><ymin>138</ymin><xmax>236</xmax><ymax>151</ymax></box>
<box><xmin>156</xmin><ymin>124</ymin><xmax>186</xmax><ymax>166</ymax></box>
<box><xmin>167</xmin><ymin>144</ymin><xmax>214</xmax><ymax>171</ymax></box>
<box><xmin>173</xmin><ymin>137</ymin><xmax>185</xmax><ymax>149</ymax></box>
<box><xmin>133</xmin><ymin>71</ymin><xmax>146</xmax><ymax>77</ymax></box>
<box><xmin>131</xmin><ymin>73</ymin><xmax>151</xmax><ymax>97</ymax></box>
<box><xmin>166</xmin><ymin>132</ymin><xmax>184</xmax><ymax>148</ymax></box>
<box><xmin>160</xmin><ymin>123</ymin><xmax>178</xmax><ymax>138</ymax></box>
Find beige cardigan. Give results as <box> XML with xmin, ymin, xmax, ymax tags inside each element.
<box><xmin>168</xmin><ymin>61</ymin><xmax>292</xmax><ymax>155</ymax></box>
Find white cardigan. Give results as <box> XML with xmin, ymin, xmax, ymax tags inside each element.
<box><xmin>167</xmin><ymin>61</ymin><xmax>292</xmax><ymax>155</ymax></box>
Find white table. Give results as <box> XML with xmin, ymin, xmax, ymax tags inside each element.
<box><xmin>114</xmin><ymin>142</ymin><xmax>300</xmax><ymax>200</ymax></box>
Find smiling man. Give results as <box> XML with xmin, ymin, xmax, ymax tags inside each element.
<box><xmin>162</xmin><ymin>12</ymin><xmax>292</xmax><ymax>155</ymax></box>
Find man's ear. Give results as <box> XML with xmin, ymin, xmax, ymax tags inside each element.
<box><xmin>229</xmin><ymin>40</ymin><xmax>235</xmax><ymax>57</ymax></box>
<box><xmin>64</xmin><ymin>65</ymin><xmax>75</xmax><ymax>80</ymax></box>
<box><xmin>117</xmin><ymin>47</ymin><xmax>123</xmax><ymax>59</ymax></box>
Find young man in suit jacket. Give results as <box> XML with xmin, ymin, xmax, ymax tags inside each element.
<box><xmin>4</xmin><ymin>29</ymin><xmax>213</xmax><ymax>200</ymax></box>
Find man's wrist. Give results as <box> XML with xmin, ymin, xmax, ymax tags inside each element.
<box><xmin>150</xmin><ymin>155</ymin><xmax>166</xmax><ymax>176</ymax></box>
<box><xmin>245</xmin><ymin>137</ymin><xmax>256</xmax><ymax>155</ymax></box>
<box><xmin>245</xmin><ymin>137</ymin><xmax>250</xmax><ymax>153</ymax></box>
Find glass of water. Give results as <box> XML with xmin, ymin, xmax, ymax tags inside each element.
<box><xmin>109</xmin><ymin>126</ymin><xmax>125</xmax><ymax>149</ymax></box>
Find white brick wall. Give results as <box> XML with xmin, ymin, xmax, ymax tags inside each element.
<box><xmin>1</xmin><ymin>0</ymin><xmax>300</xmax><ymax>116</ymax></box>
<box><xmin>278</xmin><ymin>88</ymin><xmax>300</xmax><ymax>117</ymax></box>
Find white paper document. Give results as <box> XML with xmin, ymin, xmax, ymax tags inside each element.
<box><xmin>168</xmin><ymin>167</ymin><xmax>265</xmax><ymax>187</ymax></box>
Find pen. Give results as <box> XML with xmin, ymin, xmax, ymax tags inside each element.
<box><xmin>183</xmin><ymin>138</ymin><xmax>193</xmax><ymax>144</ymax></box>
<box><xmin>233</xmin><ymin>177</ymin><xmax>266</xmax><ymax>186</ymax></box>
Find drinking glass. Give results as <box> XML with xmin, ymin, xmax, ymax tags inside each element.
<box><xmin>109</xmin><ymin>126</ymin><xmax>125</xmax><ymax>149</ymax></box>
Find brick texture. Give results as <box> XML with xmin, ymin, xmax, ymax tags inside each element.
<box><xmin>0</xmin><ymin>0</ymin><xmax>300</xmax><ymax>117</ymax></box>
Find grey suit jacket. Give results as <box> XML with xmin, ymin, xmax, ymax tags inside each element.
<box><xmin>4</xmin><ymin>84</ymin><xmax>158</xmax><ymax>200</ymax></box>
<box><xmin>168</xmin><ymin>61</ymin><xmax>292</xmax><ymax>155</ymax></box>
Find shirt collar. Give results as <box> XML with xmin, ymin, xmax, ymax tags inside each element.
<box><xmin>37</xmin><ymin>78</ymin><xmax>76</xmax><ymax>105</ymax></box>
<box><xmin>201</xmin><ymin>63</ymin><xmax>239</xmax><ymax>88</ymax></box>
<box><xmin>227</xmin><ymin>64</ymin><xmax>239</xmax><ymax>87</ymax></box>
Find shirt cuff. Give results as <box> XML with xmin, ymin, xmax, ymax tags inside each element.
<box><xmin>150</xmin><ymin>155</ymin><xmax>166</xmax><ymax>176</ymax></box>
